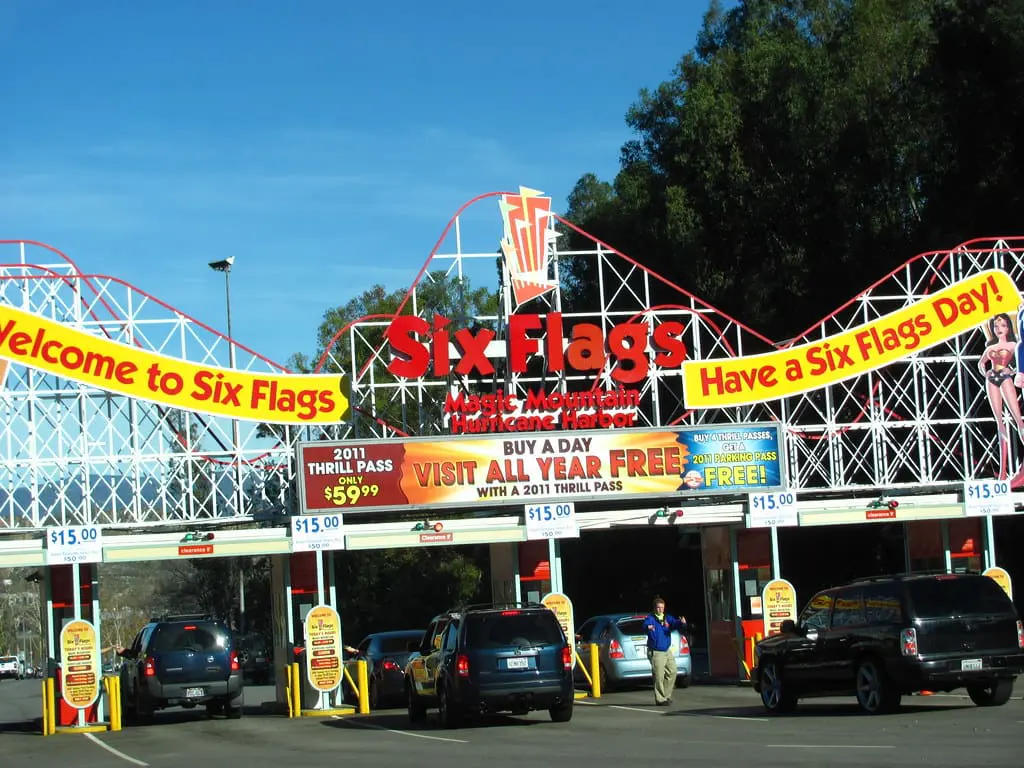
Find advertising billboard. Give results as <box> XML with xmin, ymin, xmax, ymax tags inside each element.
<box><xmin>297</xmin><ymin>424</ymin><xmax>785</xmax><ymax>514</ymax></box>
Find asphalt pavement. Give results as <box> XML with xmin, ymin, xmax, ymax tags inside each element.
<box><xmin>2</xmin><ymin>678</ymin><xmax>1022</xmax><ymax>767</ymax></box>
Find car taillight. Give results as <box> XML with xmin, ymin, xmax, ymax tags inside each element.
<box><xmin>609</xmin><ymin>639</ymin><xmax>624</xmax><ymax>659</ymax></box>
<box><xmin>144</xmin><ymin>657</ymin><xmax>156</xmax><ymax>677</ymax></box>
<box><xmin>1017</xmin><ymin>620</ymin><xmax>1023</xmax><ymax>649</ymax></box>
<box><xmin>456</xmin><ymin>654</ymin><xmax>469</xmax><ymax>678</ymax></box>
<box><xmin>500</xmin><ymin>610</ymin><xmax>520</xmax><ymax>616</ymax></box>
<box><xmin>562</xmin><ymin>645</ymin><xmax>572</xmax><ymax>670</ymax></box>
<box><xmin>900</xmin><ymin>628</ymin><xmax>918</xmax><ymax>657</ymax></box>
<box><xmin>230</xmin><ymin>652</ymin><xmax>240</xmax><ymax>672</ymax></box>
<box><xmin>678</xmin><ymin>636</ymin><xmax>690</xmax><ymax>656</ymax></box>
<box><xmin>382</xmin><ymin>659</ymin><xmax>400</xmax><ymax>672</ymax></box>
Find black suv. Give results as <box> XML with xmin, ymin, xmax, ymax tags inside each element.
<box><xmin>404</xmin><ymin>604</ymin><xmax>575</xmax><ymax>727</ymax></box>
<box><xmin>118</xmin><ymin>615</ymin><xmax>243</xmax><ymax>721</ymax></box>
<box><xmin>236</xmin><ymin>633</ymin><xmax>272</xmax><ymax>685</ymax></box>
<box><xmin>753</xmin><ymin>572</ymin><xmax>1024</xmax><ymax>715</ymax></box>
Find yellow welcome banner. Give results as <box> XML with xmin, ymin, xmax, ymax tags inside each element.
<box><xmin>683</xmin><ymin>269</ymin><xmax>1020</xmax><ymax>408</ymax></box>
<box><xmin>0</xmin><ymin>303</ymin><xmax>350</xmax><ymax>424</ymax></box>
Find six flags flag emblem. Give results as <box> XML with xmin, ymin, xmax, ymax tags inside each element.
<box><xmin>499</xmin><ymin>186</ymin><xmax>559</xmax><ymax>307</ymax></box>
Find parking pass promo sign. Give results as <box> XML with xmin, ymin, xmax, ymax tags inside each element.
<box><xmin>60</xmin><ymin>619</ymin><xmax>100</xmax><ymax>709</ymax></box>
<box><xmin>297</xmin><ymin>424</ymin><xmax>784</xmax><ymax>514</ymax></box>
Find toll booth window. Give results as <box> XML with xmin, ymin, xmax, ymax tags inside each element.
<box><xmin>151</xmin><ymin>623</ymin><xmax>226</xmax><ymax>652</ymax></box>
<box><xmin>830</xmin><ymin>589</ymin><xmax>866</xmax><ymax>629</ymax></box>
<box><xmin>705</xmin><ymin>569</ymin><xmax>733</xmax><ymax>623</ymax></box>
<box><xmin>799</xmin><ymin>592</ymin><xmax>834</xmax><ymax>631</ymax></box>
<box><xmin>465</xmin><ymin>614</ymin><xmax>562</xmax><ymax>648</ymax></box>
<box><xmin>862</xmin><ymin>584</ymin><xmax>904</xmax><ymax>625</ymax></box>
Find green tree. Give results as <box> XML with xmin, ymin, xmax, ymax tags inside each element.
<box><xmin>563</xmin><ymin>0</ymin><xmax>1024</xmax><ymax>338</ymax></box>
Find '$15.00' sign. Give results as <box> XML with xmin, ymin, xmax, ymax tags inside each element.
<box><xmin>525</xmin><ymin>502</ymin><xmax>578</xmax><ymax>540</ymax></box>
<box><xmin>46</xmin><ymin>525</ymin><xmax>103</xmax><ymax>565</ymax></box>
<box><xmin>291</xmin><ymin>514</ymin><xmax>346</xmax><ymax>552</ymax></box>
<box><xmin>747</xmin><ymin>491</ymin><xmax>799</xmax><ymax>528</ymax></box>
<box><xmin>964</xmin><ymin>479</ymin><xmax>1015</xmax><ymax>517</ymax></box>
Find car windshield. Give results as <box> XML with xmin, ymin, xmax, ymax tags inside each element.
<box><xmin>906</xmin><ymin>576</ymin><xmax>1012</xmax><ymax>618</ymax></box>
<box><xmin>465</xmin><ymin>612</ymin><xmax>563</xmax><ymax>648</ymax></box>
<box><xmin>377</xmin><ymin>635</ymin><xmax>420</xmax><ymax>654</ymax></box>
<box><xmin>151</xmin><ymin>622</ymin><xmax>228</xmax><ymax>653</ymax></box>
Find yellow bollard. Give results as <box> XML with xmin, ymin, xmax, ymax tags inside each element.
<box><xmin>589</xmin><ymin>642</ymin><xmax>601</xmax><ymax>698</ymax></box>
<box><xmin>110</xmin><ymin>677</ymin><xmax>121</xmax><ymax>732</ymax></box>
<box><xmin>356</xmin><ymin>659</ymin><xmax>369</xmax><ymax>714</ymax></box>
<box><xmin>46</xmin><ymin>677</ymin><xmax>56</xmax><ymax>735</ymax></box>
<box><xmin>290</xmin><ymin>663</ymin><xmax>301</xmax><ymax>718</ymax></box>
<box><xmin>41</xmin><ymin>679</ymin><xmax>50</xmax><ymax>736</ymax></box>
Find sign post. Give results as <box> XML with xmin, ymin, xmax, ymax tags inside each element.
<box><xmin>304</xmin><ymin>605</ymin><xmax>343</xmax><ymax>710</ymax></box>
<box><xmin>541</xmin><ymin>592</ymin><xmax>575</xmax><ymax>669</ymax></box>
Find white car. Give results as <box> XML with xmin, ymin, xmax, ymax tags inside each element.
<box><xmin>0</xmin><ymin>656</ymin><xmax>19</xmax><ymax>680</ymax></box>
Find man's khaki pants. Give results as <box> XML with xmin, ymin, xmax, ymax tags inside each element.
<box><xmin>648</xmin><ymin>649</ymin><xmax>677</xmax><ymax>704</ymax></box>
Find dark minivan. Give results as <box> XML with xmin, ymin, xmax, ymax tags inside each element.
<box><xmin>753</xmin><ymin>573</ymin><xmax>1024</xmax><ymax>715</ymax></box>
<box><xmin>118</xmin><ymin>615</ymin><xmax>243</xmax><ymax>721</ymax></box>
<box><xmin>406</xmin><ymin>604</ymin><xmax>575</xmax><ymax>727</ymax></box>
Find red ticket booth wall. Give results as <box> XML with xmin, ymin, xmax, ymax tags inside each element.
<box><xmin>735</xmin><ymin>529</ymin><xmax>772</xmax><ymax>675</ymax></box>
<box><xmin>906</xmin><ymin>518</ymin><xmax>982</xmax><ymax>573</ymax></box>
<box><xmin>50</xmin><ymin>563</ymin><xmax>100</xmax><ymax>726</ymax></box>
<box><xmin>519</xmin><ymin>540</ymin><xmax>551</xmax><ymax>604</ymax></box>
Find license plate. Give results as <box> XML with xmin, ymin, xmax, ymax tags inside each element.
<box><xmin>505</xmin><ymin>657</ymin><xmax>529</xmax><ymax>670</ymax></box>
<box><xmin>635</xmin><ymin>645</ymin><xmax>648</xmax><ymax>656</ymax></box>
<box><xmin>961</xmin><ymin>658</ymin><xmax>983</xmax><ymax>672</ymax></box>
<box><xmin>185</xmin><ymin>687</ymin><xmax>205</xmax><ymax>698</ymax></box>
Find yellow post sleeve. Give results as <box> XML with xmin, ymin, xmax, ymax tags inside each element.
<box><xmin>589</xmin><ymin>642</ymin><xmax>601</xmax><ymax>699</ymax></box>
<box><xmin>111</xmin><ymin>677</ymin><xmax>121</xmax><ymax>731</ymax></box>
<box><xmin>356</xmin><ymin>659</ymin><xmax>370</xmax><ymax>714</ymax></box>
<box><xmin>46</xmin><ymin>677</ymin><xmax>56</xmax><ymax>735</ymax></box>
<box><xmin>41</xmin><ymin>679</ymin><xmax>50</xmax><ymax>736</ymax></box>
<box><xmin>290</xmin><ymin>663</ymin><xmax>301</xmax><ymax>717</ymax></box>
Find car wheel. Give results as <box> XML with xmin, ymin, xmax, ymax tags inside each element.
<box><xmin>966</xmin><ymin>679</ymin><xmax>1014</xmax><ymax>707</ymax></box>
<box><xmin>854</xmin><ymin>658</ymin><xmax>900</xmax><ymax>714</ymax></box>
<box><xmin>758</xmin><ymin>660</ymin><xmax>797</xmax><ymax>714</ymax></box>
<box><xmin>225</xmin><ymin>692</ymin><xmax>244</xmax><ymax>719</ymax></box>
<box><xmin>677</xmin><ymin>674</ymin><xmax>691</xmax><ymax>689</ymax></box>
<box><xmin>406</xmin><ymin>682</ymin><xmax>426</xmax><ymax>723</ymax></box>
<box><xmin>550</xmin><ymin>699</ymin><xmax>573</xmax><ymax>722</ymax></box>
<box><xmin>438</xmin><ymin>684</ymin><xmax>461</xmax><ymax>729</ymax></box>
<box><xmin>598</xmin><ymin>664</ymin><xmax>612</xmax><ymax>693</ymax></box>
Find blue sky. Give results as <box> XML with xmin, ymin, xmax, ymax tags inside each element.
<box><xmin>0</xmin><ymin>0</ymin><xmax>720</xmax><ymax>367</ymax></box>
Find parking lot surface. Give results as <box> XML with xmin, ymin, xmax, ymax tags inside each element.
<box><xmin>2</xmin><ymin>679</ymin><xmax>1022</xmax><ymax>767</ymax></box>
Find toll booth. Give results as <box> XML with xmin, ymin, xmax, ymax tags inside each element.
<box><xmin>41</xmin><ymin>563</ymin><xmax>103</xmax><ymax>727</ymax></box>
<box><xmin>905</xmin><ymin>518</ymin><xmax>985</xmax><ymax>574</ymax></box>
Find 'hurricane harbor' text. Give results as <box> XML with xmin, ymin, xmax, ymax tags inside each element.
<box><xmin>444</xmin><ymin>388</ymin><xmax>641</xmax><ymax>434</ymax></box>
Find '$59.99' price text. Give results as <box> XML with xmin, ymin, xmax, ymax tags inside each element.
<box><xmin>323</xmin><ymin>482</ymin><xmax>381</xmax><ymax>506</ymax></box>
<box><xmin>50</xmin><ymin>526</ymin><xmax>99</xmax><ymax>547</ymax></box>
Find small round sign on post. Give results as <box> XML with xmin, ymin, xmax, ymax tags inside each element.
<box><xmin>761</xmin><ymin>579</ymin><xmax>799</xmax><ymax>638</ymax></box>
<box><xmin>541</xmin><ymin>592</ymin><xmax>576</xmax><ymax>668</ymax></box>
<box><xmin>304</xmin><ymin>605</ymin><xmax>343</xmax><ymax>693</ymax></box>
<box><xmin>984</xmin><ymin>566</ymin><xmax>1013</xmax><ymax>600</ymax></box>
<box><xmin>59</xmin><ymin>619</ymin><xmax>100</xmax><ymax>709</ymax></box>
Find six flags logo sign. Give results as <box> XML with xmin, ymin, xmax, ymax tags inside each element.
<box><xmin>500</xmin><ymin>187</ymin><xmax>558</xmax><ymax>307</ymax></box>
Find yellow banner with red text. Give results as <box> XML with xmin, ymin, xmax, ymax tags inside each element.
<box><xmin>682</xmin><ymin>269</ymin><xmax>1019</xmax><ymax>408</ymax></box>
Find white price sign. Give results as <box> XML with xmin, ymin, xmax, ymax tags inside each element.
<box><xmin>525</xmin><ymin>502</ymin><xmax>578</xmax><ymax>540</ymax></box>
<box><xmin>291</xmin><ymin>513</ymin><xmax>346</xmax><ymax>552</ymax></box>
<box><xmin>748</xmin><ymin>491</ymin><xmax>799</xmax><ymax>528</ymax></box>
<box><xmin>46</xmin><ymin>525</ymin><xmax>103</xmax><ymax>565</ymax></box>
<box><xmin>964</xmin><ymin>480</ymin><xmax>1015</xmax><ymax>517</ymax></box>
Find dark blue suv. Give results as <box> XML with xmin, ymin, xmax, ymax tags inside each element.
<box><xmin>406</xmin><ymin>604</ymin><xmax>575</xmax><ymax>727</ymax></box>
<box><xmin>118</xmin><ymin>615</ymin><xmax>243</xmax><ymax>721</ymax></box>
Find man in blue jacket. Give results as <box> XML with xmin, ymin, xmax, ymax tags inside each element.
<box><xmin>643</xmin><ymin>596</ymin><xmax>687</xmax><ymax>706</ymax></box>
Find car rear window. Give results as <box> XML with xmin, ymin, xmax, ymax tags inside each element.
<box><xmin>378</xmin><ymin>635</ymin><xmax>418</xmax><ymax>654</ymax></box>
<box><xmin>615</xmin><ymin>618</ymin><xmax>648</xmax><ymax>635</ymax></box>
<box><xmin>151</xmin><ymin>622</ymin><xmax>229</xmax><ymax>653</ymax></box>
<box><xmin>466</xmin><ymin>612</ymin><xmax>564</xmax><ymax>648</ymax></box>
<box><xmin>906</xmin><ymin>576</ymin><xmax>1013</xmax><ymax>618</ymax></box>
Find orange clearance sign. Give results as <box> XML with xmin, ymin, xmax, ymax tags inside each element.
<box><xmin>59</xmin><ymin>619</ymin><xmax>100</xmax><ymax>709</ymax></box>
<box><xmin>761</xmin><ymin>579</ymin><xmax>799</xmax><ymax>638</ymax></box>
<box><xmin>984</xmin><ymin>566</ymin><xmax>1013</xmax><ymax>600</ymax></box>
<box><xmin>304</xmin><ymin>605</ymin><xmax>343</xmax><ymax>692</ymax></box>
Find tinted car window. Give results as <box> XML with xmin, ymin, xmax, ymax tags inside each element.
<box><xmin>151</xmin><ymin>622</ymin><xmax>228</xmax><ymax>652</ymax></box>
<box><xmin>906</xmin><ymin>576</ymin><xmax>1013</xmax><ymax>618</ymax></box>
<box><xmin>800</xmin><ymin>592</ymin><xmax>834</xmax><ymax>631</ymax></box>
<box><xmin>378</xmin><ymin>635</ymin><xmax>418</xmax><ymax>654</ymax></box>
<box><xmin>862</xmin><ymin>583</ymin><xmax>904</xmax><ymax>624</ymax></box>
<box><xmin>831</xmin><ymin>589</ymin><xmax>866</xmax><ymax>628</ymax></box>
<box><xmin>466</xmin><ymin>613</ymin><xmax>563</xmax><ymax>648</ymax></box>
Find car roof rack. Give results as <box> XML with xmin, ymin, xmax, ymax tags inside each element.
<box><xmin>444</xmin><ymin>601</ymin><xmax>546</xmax><ymax>614</ymax></box>
<box><xmin>148</xmin><ymin>613</ymin><xmax>215</xmax><ymax>624</ymax></box>
<box><xmin>847</xmin><ymin>570</ymin><xmax>960</xmax><ymax>584</ymax></box>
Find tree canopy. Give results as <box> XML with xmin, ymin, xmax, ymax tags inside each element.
<box><xmin>563</xmin><ymin>0</ymin><xmax>1024</xmax><ymax>338</ymax></box>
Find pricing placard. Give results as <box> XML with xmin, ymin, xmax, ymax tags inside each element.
<box><xmin>964</xmin><ymin>479</ymin><xmax>1015</xmax><ymax>517</ymax></box>
<box><xmin>748</xmin><ymin>491</ymin><xmax>799</xmax><ymax>528</ymax></box>
<box><xmin>525</xmin><ymin>502</ymin><xmax>578</xmax><ymax>540</ymax></box>
<box><xmin>46</xmin><ymin>525</ymin><xmax>103</xmax><ymax>565</ymax></box>
<box><xmin>291</xmin><ymin>513</ymin><xmax>346</xmax><ymax>552</ymax></box>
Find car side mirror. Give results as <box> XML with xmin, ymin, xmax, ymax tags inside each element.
<box><xmin>780</xmin><ymin>619</ymin><xmax>798</xmax><ymax>635</ymax></box>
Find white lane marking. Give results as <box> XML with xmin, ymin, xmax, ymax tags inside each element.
<box><xmin>702</xmin><ymin>715</ymin><xmax>771</xmax><ymax>722</ymax></box>
<box><xmin>766</xmin><ymin>744</ymin><xmax>894</xmax><ymax>749</ymax></box>
<box><xmin>333</xmin><ymin>716</ymin><xmax>468</xmax><ymax>743</ymax></box>
<box><xmin>610</xmin><ymin>705</ymin><xmax>662</xmax><ymax>714</ymax></box>
<box><xmin>84</xmin><ymin>733</ymin><xmax>150</xmax><ymax>766</ymax></box>
<box><xmin>606</xmin><ymin>705</ymin><xmax>769</xmax><ymax>722</ymax></box>
<box><xmin>576</xmin><ymin>700</ymin><xmax>600</xmax><ymax>706</ymax></box>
